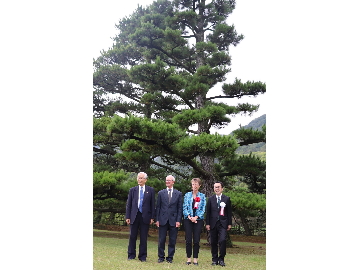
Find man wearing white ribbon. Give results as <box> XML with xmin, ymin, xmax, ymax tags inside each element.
<box><xmin>206</xmin><ymin>181</ymin><xmax>232</xmax><ymax>267</ymax></box>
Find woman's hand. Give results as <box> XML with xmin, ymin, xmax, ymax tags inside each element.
<box><xmin>189</xmin><ymin>216</ymin><xmax>198</xmax><ymax>223</ymax></box>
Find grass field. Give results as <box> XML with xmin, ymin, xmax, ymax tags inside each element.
<box><xmin>93</xmin><ymin>229</ymin><xmax>265</xmax><ymax>270</ymax></box>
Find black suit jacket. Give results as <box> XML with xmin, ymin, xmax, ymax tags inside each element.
<box><xmin>206</xmin><ymin>194</ymin><xmax>232</xmax><ymax>229</ymax></box>
<box><xmin>126</xmin><ymin>185</ymin><xmax>155</xmax><ymax>224</ymax></box>
<box><xmin>156</xmin><ymin>188</ymin><xmax>182</xmax><ymax>226</ymax></box>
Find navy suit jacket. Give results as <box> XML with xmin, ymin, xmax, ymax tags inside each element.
<box><xmin>156</xmin><ymin>188</ymin><xmax>182</xmax><ymax>226</ymax></box>
<box><xmin>206</xmin><ymin>194</ymin><xmax>232</xmax><ymax>229</ymax></box>
<box><xmin>126</xmin><ymin>185</ymin><xmax>155</xmax><ymax>225</ymax></box>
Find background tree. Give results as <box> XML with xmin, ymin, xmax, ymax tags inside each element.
<box><xmin>93</xmin><ymin>0</ymin><xmax>266</xmax><ymax>197</ymax></box>
<box><xmin>226</xmin><ymin>185</ymin><xmax>266</xmax><ymax>236</ymax></box>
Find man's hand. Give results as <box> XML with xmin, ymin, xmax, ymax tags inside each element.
<box><xmin>206</xmin><ymin>225</ymin><xmax>210</xmax><ymax>231</ymax></box>
<box><xmin>150</xmin><ymin>219</ymin><xmax>154</xmax><ymax>225</ymax></box>
<box><xmin>155</xmin><ymin>221</ymin><xmax>160</xmax><ymax>227</ymax></box>
<box><xmin>227</xmin><ymin>225</ymin><xmax>232</xmax><ymax>231</ymax></box>
<box><xmin>126</xmin><ymin>219</ymin><xmax>130</xmax><ymax>225</ymax></box>
<box><xmin>176</xmin><ymin>222</ymin><xmax>180</xmax><ymax>228</ymax></box>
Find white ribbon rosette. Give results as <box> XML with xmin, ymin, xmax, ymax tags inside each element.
<box><xmin>219</xmin><ymin>202</ymin><xmax>226</xmax><ymax>216</ymax></box>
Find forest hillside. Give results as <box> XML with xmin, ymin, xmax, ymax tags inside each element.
<box><xmin>236</xmin><ymin>114</ymin><xmax>266</xmax><ymax>156</ymax></box>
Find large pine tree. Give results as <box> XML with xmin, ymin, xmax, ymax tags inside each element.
<box><xmin>93</xmin><ymin>0</ymin><xmax>266</xmax><ymax>196</ymax></box>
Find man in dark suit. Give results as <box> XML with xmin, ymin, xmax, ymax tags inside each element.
<box><xmin>206</xmin><ymin>181</ymin><xmax>232</xmax><ymax>267</ymax></box>
<box><xmin>126</xmin><ymin>172</ymin><xmax>155</xmax><ymax>262</ymax></box>
<box><xmin>155</xmin><ymin>175</ymin><xmax>182</xmax><ymax>263</ymax></box>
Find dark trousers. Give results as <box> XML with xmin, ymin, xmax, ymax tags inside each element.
<box><xmin>184</xmin><ymin>219</ymin><xmax>204</xmax><ymax>258</ymax></box>
<box><xmin>158</xmin><ymin>220</ymin><xmax>178</xmax><ymax>260</ymax></box>
<box><xmin>209</xmin><ymin>220</ymin><xmax>227</xmax><ymax>262</ymax></box>
<box><xmin>127</xmin><ymin>210</ymin><xmax>150</xmax><ymax>261</ymax></box>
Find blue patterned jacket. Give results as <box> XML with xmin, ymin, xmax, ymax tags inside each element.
<box><xmin>183</xmin><ymin>191</ymin><xmax>206</xmax><ymax>220</ymax></box>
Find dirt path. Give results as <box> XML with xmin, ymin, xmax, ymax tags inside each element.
<box><xmin>93</xmin><ymin>225</ymin><xmax>266</xmax><ymax>244</ymax></box>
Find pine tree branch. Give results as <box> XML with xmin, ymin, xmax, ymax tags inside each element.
<box><xmin>150</xmin><ymin>159</ymin><xmax>188</xmax><ymax>178</ymax></box>
<box><xmin>238</xmin><ymin>139</ymin><xmax>266</xmax><ymax>146</ymax></box>
<box><xmin>152</xmin><ymin>45</ymin><xmax>194</xmax><ymax>74</ymax></box>
<box><xmin>206</xmin><ymin>94</ymin><xmax>244</xmax><ymax>100</ymax></box>
<box><xmin>93</xmin><ymin>147</ymin><xmax>116</xmax><ymax>155</ymax></box>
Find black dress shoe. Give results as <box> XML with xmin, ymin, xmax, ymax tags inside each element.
<box><xmin>127</xmin><ymin>258</ymin><xmax>135</xmax><ymax>261</ymax></box>
<box><xmin>158</xmin><ymin>259</ymin><xmax>164</xmax><ymax>263</ymax></box>
<box><xmin>193</xmin><ymin>262</ymin><xmax>199</xmax><ymax>265</ymax></box>
<box><xmin>185</xmin><ymin>262</ymin><xmax>191</xmax><ymax>265</ymax></box>
<box><xmin>211</xmin><ymin>261</ymin><xmax>218</xmax><ymax>266</ymax></box>
<box><xmin>166</xmin><ymin>259</ymin><xmax>173</xmax><ymax>263</ymax></box>
<box><xmin>140</xmin><ymin>259</ymin><xmax>146</xmax><ymax>262</ymax></box>
<box><xmin>219</xmin><ymin>261</ymin><xmax>226</xmax><ymax>267</ymax></box>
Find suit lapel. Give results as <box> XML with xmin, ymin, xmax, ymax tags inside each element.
<box><xmin>142</xmin><ymin>185</ymin><xmax>148</xmax><ymax>202</ymax></box>
<box><xmin>220</xmin><ymin>195</ymin><xmax>227</xmax><ymax>214</ymax></box>
<box><xmin>169</xmin><ymin>189</ymin><xmax>179</xmax><ymax>205</ymax></box>
<box><xmin>212</xmin><ymin>195</ymin><xmax>217</xmax><ymax>209</ymax></box>
<box><xmin>135</xmin><ymin>186</ymin><xmax>139</xmax><ymax>201</ymax></box>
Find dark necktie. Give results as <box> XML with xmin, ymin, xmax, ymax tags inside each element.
<box><xmin>139</xmin><ymin>186</ymin><xmax>144</xmax><ymax>213</ymax></box>
<box><xmin>217</xmin><ymin>196</ymin><xmax>220</xmax><ymax>208</ymax></box>
<box><xmin>168</xmin><ymin>188</ymin><xmax>172</xmax><ymax>202</ymax></box>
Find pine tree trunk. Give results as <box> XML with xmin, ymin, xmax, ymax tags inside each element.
<box><xmin>239</xmin><ymin>210</ymin><xmax>252</xmax><ymax>236</ymax></box>
<box><xmin>199</xmin><ymin>155</ymin><xmax>216</xmax><ymax>197</ymax></box>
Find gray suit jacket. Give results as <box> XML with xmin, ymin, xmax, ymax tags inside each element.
<box><xmin>156</xmin><ymin>188</ymin><xmax>182</xmax><ymax>226</ymax></box>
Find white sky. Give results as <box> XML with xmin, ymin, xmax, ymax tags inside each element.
<box><xmin>91</xmin><ymin>0</ymin><xmax>267</xmax><ymax>134</ymax></box>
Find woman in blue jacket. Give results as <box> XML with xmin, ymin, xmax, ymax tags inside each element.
<box><xmin>183</xmin><ymin>178</ymin><xmax>206</xmax><ymax>265</ymax></box>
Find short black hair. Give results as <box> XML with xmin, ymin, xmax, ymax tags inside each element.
<box><xmin>214</xmin><ymin>181</ymin><xmax>223</xmax><ymax>188</ymax></box>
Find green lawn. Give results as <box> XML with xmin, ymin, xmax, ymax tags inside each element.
<box><xmin>94</xmin><ymin>230</ymin><xmax>265</xmax><ymax>270</ymax></box>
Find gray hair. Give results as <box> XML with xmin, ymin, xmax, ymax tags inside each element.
<box><xmin>138</xmin><ymin>172</ymin><xmax>148</xmax><ymax>179</ymax></box>
<box><xmin>167</xmin><ymin>175</ymin><xmax>175</xmax><ymax>181</ymax></box>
